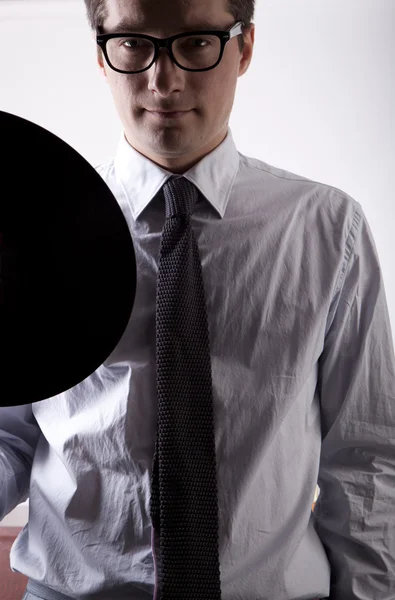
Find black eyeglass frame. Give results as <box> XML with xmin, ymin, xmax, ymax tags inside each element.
<box><xmin>96</xmin><ymin>21</ymin><xmax>245</xmax><ymax>74</ymax></box>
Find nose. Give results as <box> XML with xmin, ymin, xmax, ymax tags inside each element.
<box><xmin>154</xmin><ymin>46</ymin><xmax>177</xmax><ymax>69</ymax></box>
<box><xmin>147</xmin><ymin>46</ymin><xmax>185</xmax><ymax>95</ymax></box>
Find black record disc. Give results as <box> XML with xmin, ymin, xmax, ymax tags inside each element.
<box><xmin>0</xmin><ymin>111</ymin><xmax>136</xmax><ymax>406</ymax></box>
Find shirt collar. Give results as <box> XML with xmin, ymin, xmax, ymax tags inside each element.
<box><xmin>113</xmin><ymin>126</ymin><xmax>240</xmax><ymax>220</ymax></box>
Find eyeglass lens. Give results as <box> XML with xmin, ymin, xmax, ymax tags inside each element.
<box><xmin>105</xmin><ymin>34</ymin><xmax>222</xmax><ymax>72</ymax></box>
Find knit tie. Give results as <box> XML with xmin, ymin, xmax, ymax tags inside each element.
<box><xmin>150</xmin><ymin>176</ymin><xmax>222</xmax><ymax>599</ymax></box>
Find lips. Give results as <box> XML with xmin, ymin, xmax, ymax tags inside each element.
<box><xmin>148</xmin><ymin>110</ymin><xmax>191</xmax><ymax>119</ymax></box>
<box><xmin>147</xmin><ymin>108</ymin><xmax>191</xmax><ymax>112</ymax></box>
<box><xmin>149</xmin><ymin>109</ymin><xmax>188</xmax><ymax>113</ymax></box>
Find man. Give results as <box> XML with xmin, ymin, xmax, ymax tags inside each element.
<box><xmin>1</xmin><ymin>0</ymin><xmax>394</xmax><ymax>599</ymax></box>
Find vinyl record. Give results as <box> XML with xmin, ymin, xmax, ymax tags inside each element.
<box><xmin>0</xmin><ymin>111</ymin><xmax>136</xmax><ymax>406</ymax></box>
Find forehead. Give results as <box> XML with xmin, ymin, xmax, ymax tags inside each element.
<box><xmin>103</xmin><ymin>0</ymin><xmax>231</xmax><ymax>33</ymax></box>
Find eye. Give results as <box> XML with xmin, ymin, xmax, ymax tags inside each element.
<box><xmin>118</xmin><ymin>38</ymin><xmax>151</xmax><ymax>49</ymax></box>
<box><xmin>186</xmin><ymin>38</ymin><xmax>211</xmax><ymax>47</ymax></box>
<box><xmin>124</xmin><ymin>39</ymin><xmax>137</xmax><ymax>48</ymax></box>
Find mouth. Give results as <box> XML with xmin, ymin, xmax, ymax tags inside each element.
<box><xmin>147</xmin><ymin>110</ymin><xmax>191</xmax><ymax>120</ymax></box>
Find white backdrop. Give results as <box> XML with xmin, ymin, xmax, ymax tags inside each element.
<box><xmin>0</xmin><ymin>0</ymin><xmax>394</xmax><ymax>525</ymax></box>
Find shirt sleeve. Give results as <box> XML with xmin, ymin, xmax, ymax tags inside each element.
<box><xmin>0</xmin><ymin>404</ymin><xmax>41</xmax><ymax>521</ymax></box>
<box><xmin>313</xmin><ymin>201</ymin><xmax>395</xmax><ymax>599</ymax></box>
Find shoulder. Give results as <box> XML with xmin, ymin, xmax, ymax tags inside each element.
<box><xmin>238</xmin><ymin>151</ymin><xmax>362</xmax><ymax>222</ymax></box>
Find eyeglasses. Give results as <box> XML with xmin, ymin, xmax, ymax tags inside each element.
<box><xmin>96</xmin><ymin>21</ymin><xmax>245</xmax><ymax>74</ymax></box>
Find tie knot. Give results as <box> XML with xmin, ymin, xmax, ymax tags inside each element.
<box><xmin>162</xmin><ymin>177</ymin><xmax>199</xmax><ymax>218</ymax></box>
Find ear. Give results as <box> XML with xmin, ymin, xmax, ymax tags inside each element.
<box><xmin>238</xmin><ymin>24</ymin><xmax>255</xmax><ymax>78</ymax></box>
<box><xmin>92</xmin><ymin>31</ymin><xmax>108</xmax><ymax>82</ymax></box>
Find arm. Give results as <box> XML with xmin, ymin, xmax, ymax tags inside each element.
<box><xmin>0</xmin><ymin>404</ymin><xmax>41</xmax><ymax>521</ymax></box>
<box><xmin>314</xmin><ymin>203</ymin><xmax>395</xmax><ymax>599</ymax></box>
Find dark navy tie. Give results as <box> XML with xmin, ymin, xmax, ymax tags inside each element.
<box><xmin>150</xmin><ymin>176</ymin><xmax>222</xmax><ymax>599</ymax></box>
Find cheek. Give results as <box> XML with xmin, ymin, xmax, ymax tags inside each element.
<box><xmin>206</xmin><ymin>72</ymin><xmax>236</xmax><ymax>108</ymax></box>
<box><xmin>209</xmin><ymin>56</ymin><xmax>238</xmax><ymax>93</ymax></box>
<box><xmin>109</xmin><ymin>77</ymin><xmax>135</xmax><ymax>107</ymax></box>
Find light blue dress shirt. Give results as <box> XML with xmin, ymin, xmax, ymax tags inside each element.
<box><xmin>1</xmin><ymin>127</ymin><xmax>395</xmax><ymax>600</ymax></box>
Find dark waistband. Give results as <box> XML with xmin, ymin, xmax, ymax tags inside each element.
<box><xmin>27</xmin><ymin>579</ymin><xmax>77</xmax><ymax>600</ymax></box>
<box><xmin>27</xmin><ymin>577</ymin><xmax>326</xmax><ymax>600</ymax></box>
<box><xmin>26</xmin><ymin>578</ymin><xmax>154</xmax><ymax>600</ymax></box>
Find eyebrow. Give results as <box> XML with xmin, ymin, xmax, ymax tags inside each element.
<box><xmin>102</xmin><ymin>19</ymin><xmax>227</xmax><ymax>34</ymax></box>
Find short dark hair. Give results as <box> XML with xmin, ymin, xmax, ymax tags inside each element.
<box><xmin>83</xmin><ymin>0</ymin><xmax>255</xmax><ymax>54</ymax></box>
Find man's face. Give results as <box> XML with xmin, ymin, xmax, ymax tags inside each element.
<box><xmin>97</xmin><ymin>0</ymin><xmax>255</xmax><ymax>174</ymax></box>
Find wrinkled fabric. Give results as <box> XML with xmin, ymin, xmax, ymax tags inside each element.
<box><xmin>1</xmin><ymin>127</ymin><xmax>394</xmax><ymax>600</ymax></box>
